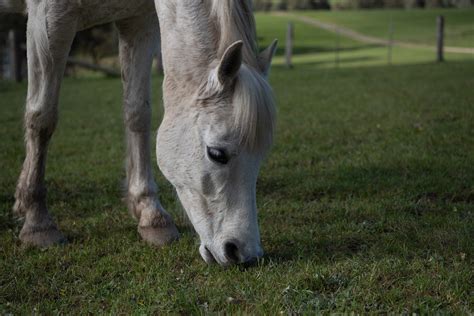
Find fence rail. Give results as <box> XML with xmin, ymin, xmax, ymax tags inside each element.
<box><xmin>280</xmin><ymin>12</ymin><xmax>474</xmax><ymax>69</ymax></box>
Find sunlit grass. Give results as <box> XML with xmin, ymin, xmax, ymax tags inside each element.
<box><xmin>302</xmin><ymin>8</ymin><xmax>474</xmax><ymax>47</ymax></box>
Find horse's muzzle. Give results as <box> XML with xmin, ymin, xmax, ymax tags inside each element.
<box><xmin>199</xmin><ymin>240</ymin><xmax>263</xmax><ymax>267</ymax></box>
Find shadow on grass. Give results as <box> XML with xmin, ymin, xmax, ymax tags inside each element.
<box><xmin>254</xmin><ymin>61</ymin><xmax>474</xmax><ymax>265</ymax></box>
<box><xmin>0</xmin><ymin>178</ymin><xmax>195</xmax><ymax>244</ymax></box>
<box><xmin>257</xmin><ymin>160</ymin><xmax>472</xmax><ymax>264</ymax></box>
<box><xmin>259</xmin><ymin>163</ymin><xmax>472</xmax><ymax>205</ymax></box>
<box><xmin>264</xmin><ymin>236</ymin><xmax>370</xmax><ymax>265</ymax></box>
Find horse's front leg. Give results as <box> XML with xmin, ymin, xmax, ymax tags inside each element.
<box><xmin>116</xmin><ymin>14</ymin><xmax>179</xmax><ymax>247</ymax></box>
<box><xmin>14</xmin><ymin>4</ymin><xmax>76</xmax><ymax>247</ymax></box>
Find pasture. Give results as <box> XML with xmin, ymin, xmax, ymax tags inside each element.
<box><xmin>304</xmin><ymin>8</ymin><xmax>474</xmax><ymax>47</ymax></box>
<box><xmin>1</xmin><ymin>9</ymin><xmax>473</xmax><ymax>313</ymax></box>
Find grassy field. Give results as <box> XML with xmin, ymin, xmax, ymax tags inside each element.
<box><xmin>303</xmin><ymin>8</ymin><xmax>474</xmax><ymax>47</ymax></box>
<box><xmin>1</xmin><ymin>10</ymin><xmax>474</xmax><ymax>314</ymax></box>
<box><xmin>256</xmin><ymin>11</ymin><xmax>473</xmax><ymax>69</ymax></box>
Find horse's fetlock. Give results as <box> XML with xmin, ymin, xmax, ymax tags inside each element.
<box><xmin>126</xmin><ymin>192</ymin><xmax>163</xmax><ymax>223</ymax></box>
<box><xmin>14</xmin><ymin>184</ymin><xmax>46</xmax><ymax>215</ymax></box>
<box><xmin>126</xmin><ymin>194</ymin><xmax>142</xmax><ymax>220</ymax></box>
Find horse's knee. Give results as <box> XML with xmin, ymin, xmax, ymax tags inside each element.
<box><xmin>24</xmin><ymin>105</ymin><xmax>58</xmax><ymax>136</ymax></box>
<box><xmin>124</xmin><ymin>101</ymin><xmax>151</xmax><ymax>132</ymax></box>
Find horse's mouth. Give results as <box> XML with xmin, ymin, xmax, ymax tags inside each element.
<box><xmin>200</xmin><ymin>245</ymin><xmax>217</xmax><ymax>264</ymax></box>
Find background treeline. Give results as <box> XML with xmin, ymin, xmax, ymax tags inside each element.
<box><xmin>254</xmin><ymin>0</ymin><xmax>474</xmax><ymax>10</ymax></box>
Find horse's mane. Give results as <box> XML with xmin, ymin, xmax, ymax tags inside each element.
<box><xmin>210</xmin><ymin>0</ymin><xmax>259</xmax><ymax>68</ymax></box>
<box><xmin>210</xmin><ymin>0</ymin><xmax>276</xmax><ymax>153</ymax></box>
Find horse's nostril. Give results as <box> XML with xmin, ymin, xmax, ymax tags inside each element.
<box><xmin>223</xmin><ymin>240</ymin><xmax>240</xmax><ymax>264</ymax></box>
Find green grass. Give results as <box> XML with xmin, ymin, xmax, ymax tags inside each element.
<box><xmin>303</xmin><ymin>8</ymin><xmax>474</xmax><ymax>47</ymax></box>
<box><xmin>1</xmin><ymin>13</ymin><xmax>474</xmax><ymax>314</ymax></box>
<box><xmin>256</xmin><ymin>12</ymin><xmax>473</xmax><ymax>69</ymax></box>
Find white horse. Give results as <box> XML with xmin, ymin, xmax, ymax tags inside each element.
<box><xmin>2</xmin><ymin>0</ymin><xmax>277</xmax><ymax>267</ymax></box>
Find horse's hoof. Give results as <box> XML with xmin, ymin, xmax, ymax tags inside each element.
<box><xmin>138</xmin><ymin>222</ymin><xmax>179</xmax><ymax>247</ymax></box>
<box><xmin>19</xmin><ymin>224</ymin><xmax>66</xmax><ymax>248</ymax></box>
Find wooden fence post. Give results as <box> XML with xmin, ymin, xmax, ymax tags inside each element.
<box><xmin>8</xmin><ymin>29</ymin><xmax>22</xmax><ymax>82</ymax></box>
<box><xmin>387</xmin><ymin>13</ymin><xmax>394</xmax><ymax>65</ymax></box>
<box><xmin>335</xmin><ymin>28</ymin><xmax>340</xmax><ymax>68</ymax></box>
<box><xmin>285</xmin><ymin>22</ymin><xmax>293</xmax><ymax>69</ymax></box>
<box><xmin>156</xmin><ymin>23</ymin><xmax>164</xmax><ymax>74</ymax></box>
<box><xmin>437</xmin><ymin>15</ymin><xmax>444</xmax><ymax>62</ymax></box>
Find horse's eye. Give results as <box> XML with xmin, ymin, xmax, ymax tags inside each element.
<box><xmin>207</xmin><ymin>147</ymin><xmax>229</xmax><ymax>165</ymax></box>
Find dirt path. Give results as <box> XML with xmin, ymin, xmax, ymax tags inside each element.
<box><xmin>273</xmin><ymin>12</ymin><xmax>474</xmax><ymax>55</ymax></box>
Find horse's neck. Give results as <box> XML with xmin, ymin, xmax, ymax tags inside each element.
<box><xmin>156</xmin><ymin>0</ymin><xmax>217</xmax><ymax>97</ymax></box>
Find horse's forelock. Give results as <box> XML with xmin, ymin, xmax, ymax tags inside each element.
<box><xmin>199</xmin><ymin>65</ymin><xmax>275</xmax><ymax>153</ymax></box>
<box><xmin>233</xmin><ymin>65</ymin><xmax>275</xmax><ymax>153</ymax></box>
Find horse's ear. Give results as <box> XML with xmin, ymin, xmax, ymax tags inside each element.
<box><xmin>218</xmin><ymin>41</ymin><xmax>243</xmax><ymax>85</ymax></box>
<box><xmin>258</xmin><ymin>39</ymin><xmax>278</xmax><ymax>78</ymax></box>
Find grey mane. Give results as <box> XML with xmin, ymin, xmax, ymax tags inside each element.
<box><xmin>211</xmin><ymin>0</ymin><xmax>259</xmax><ymax>68</ymax></box>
